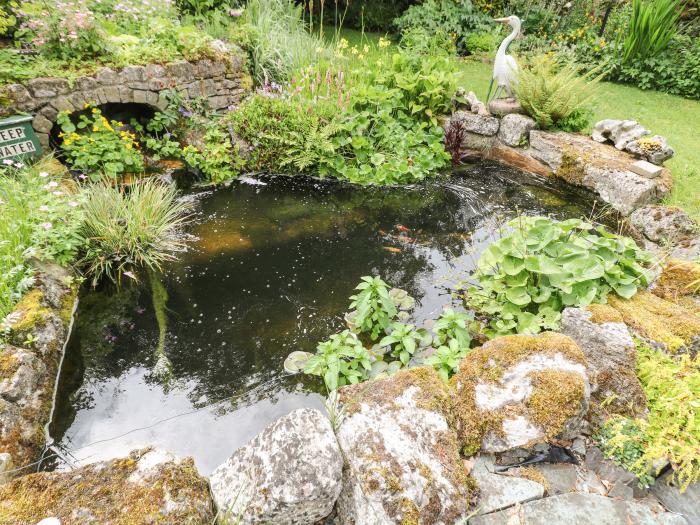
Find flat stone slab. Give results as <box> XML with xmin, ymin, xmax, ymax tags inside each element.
<box><xmin>630</xmin><ymin>160</ymin><xmax>663</xmax><ymax>179</ymax></box>
<box><xmin>472</xmin><ymin>457</ymin><xmax>545</xmax><ymax>515</ymax></box>
<box><xmin>651</xmin><ymin>473</ymin><xmax>700</xmax><ymax>525</ymax></box>
<box><xmin>469</xmin><ymin>493</ymin><xmax>688</xmax><ymax>525</ymax></box>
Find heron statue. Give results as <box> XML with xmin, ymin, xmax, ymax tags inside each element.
<box><xmin>487</xmin><ymin>15</ymin><xmax>521</xmax><ymax>102</ymax></box>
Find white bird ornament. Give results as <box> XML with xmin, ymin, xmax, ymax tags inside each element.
<box><xmin>488</xmin><ymin>15</ymin><xmax>521</xmax><ymax>101</ymax></box>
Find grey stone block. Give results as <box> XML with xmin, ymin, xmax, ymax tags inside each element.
<box><xmin>76</xmin><ymin>76</ymin><xmax>99</xmax><ymax>91</ymax></box>
<box><xmin>96</xmin><ymin>67</ymin><xmax>119</xmax><ymax>85</ymax></box>
<box><xmin>121</xmin><ymin>65</ymin><xmax>146</xmax><ymax>83</ymax></box>
<box><xmin>27</xmin><ymin>77</ymin><xmax>70</xmax><ymax>98</ymax></box>
<box><xmin>32</xmin><ymin>114</ymin><xmax>53</xmax><ymax>134</ymax></box>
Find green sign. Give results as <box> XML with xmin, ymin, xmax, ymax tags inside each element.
<box><xmin>0</xmin><ymin>115</ymin><xmax>42</xmax><ymax>162</ymax></box>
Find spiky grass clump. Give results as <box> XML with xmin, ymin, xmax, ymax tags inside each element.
<box><xmin>80</xmin><ymin>180</ymin><xmax>190</xmax><ymax>286</ymax></box>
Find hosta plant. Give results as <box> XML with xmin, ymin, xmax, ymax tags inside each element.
<box><xmin>465</xmin><ymin>217</ymin><xmax>655</xmax><ymax>336</ymax></box>
<box><xmin>303</xmin><ymin>330</ymin><xmax>372</xmax><ymax>391</ymax></box>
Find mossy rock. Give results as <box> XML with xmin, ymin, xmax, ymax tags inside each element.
<box><xmin>450</xmin><ymin>332</ymin><xmax>589</xmax><ymax>456</ymax></box>
<box><xmin>608</xmin><ymin>290</ymin><xmax>700</xmax><ymax>355</ymax></box>
<box><xmin>652</xmin><ymin>259</ymin><xmax>700</xmax><ymax>315</ymax></box>
<box><xmin>336</xmin><ymin>367</ymin><xmax>477</xmax><ymax>524</ymax></box>
<box><xmin>0</xmin><ymin>448</ymin><xmax>214</xmax><ymax>524</ymax></box>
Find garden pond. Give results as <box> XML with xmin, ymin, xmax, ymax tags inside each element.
<box><xmin>48</xmin><ymin>163</ymin><xmax>606</xmax><ymax>475</ymax></box>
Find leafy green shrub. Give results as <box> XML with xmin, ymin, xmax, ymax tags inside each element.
<box><xmin>226</xmin><ymin>94</ymin><xmax>339</xmax><ymax>174</ymax></box>
<box><xmin>380</xmin><ymin>322</ymin><xmax>428</xmax><ymax>366</ymax></box>
<box><xmin>400</xmin><ymin>26</ymin><xmax>457</xmax><ymax>56</ymax></box>
<box><xmin>0</xmin><ymin>159</ymin><xmax>84</xmax><ymax>318</ymax></box>
<box><xmin>596</xmin><ymin>339</ymin><xmax>700</xmax><ymax>491</ymax></box>
<box><xmin>464</xmin><ymin>31</ymin><xmax>498</xmax><ymax>54</ymax></box>
<box><xmin>303</xmin><ymin>330</ymin><xmax>372</xmax><ymax>391</ymax></box>
<box><xmin>348</xmin><ymin>276</ymin><xmax>398</xmax><ymax>340</ymax></box>
<box><xmin>465</xmin><ymin>217</ymin><xmax>654</xmax><ymax>336</ymax></box>
<box><xmin>0</xmin><ymin>2</ymin><xmax>16</xmax><ymax>36</ymax></box>
<box><xmin>433</xmin><ymin>308</ymin><xmax>472</xmax><ymax>348</ymax></box>
<box><xmin>515</xmin><ymin>55</ymin><xmax>599</xmax><ymax>130</ymax></box>
<box><xmin>57</xmin><ymin>107</ymin><xmax>144</xmax><ymax>181</ymax></box>
<box><xmin>182</xmin><ymin>123</ymin><xmax>245</xmax><ymax>184</ymax></box>
<box><xmin>622</xmin><ymin>0</ymin><xmax>682</xmax><ymax>63</ymax></box>
<box><xmin>394</xmin><ymin>0</ymin><xmax>492</xmax><ymax>55</ymax></box>
<box><xmin>79</xmin><ymin>180</ymin><xmax>190</xmax><ymax>285</ymax></box>
<box><xmin>425</xmin><ymin>339</ymin><xmax>470</xmax><ymax>382</ymax></box>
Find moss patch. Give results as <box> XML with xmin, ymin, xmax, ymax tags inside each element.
<box><xmin>0</xmin><ymin>449</ymin><xmax>214</xmax><ymax>524</ymax></box>
<box><xmin>608</xmin><ymin>291</ymin><xmax>700</xmax><ymax>353</ymax></box>
<box><xmin>7</xmin><ymin>289</ymin><xmax>50</xmax><ymax>335</ymax></box>
<box><xmin>653</xmin><ymin>260</ymin><xmax>700</xmax><ymax>314</ymax></box>
<box><xmin>586</xmin><ymin>303</ymin><xmax>624</xmax><ymax>324</ymax></box>
<box><xmin>526</xmin><ymin>370</ymin><xmax>586</xmax><ymax>438</ymax></box>
<box><xmin>450</xmin><ymin>333</ymin><xmax>587</xmax><ymax>454</ymax></box>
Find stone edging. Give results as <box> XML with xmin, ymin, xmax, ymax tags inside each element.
<box><xmin>1</xmin><ymin>51</ymin><xmax>252</xmax><ymax>151</ymax></box>
<box><xmin>0</xmin><ymin>261</ymin><xmax>79</xmax><ymax>482</ymax></box>
<box><xmin>445</xmin><ymin>110</ymin><xmax>673</xmax><ymax>216</ymax></box>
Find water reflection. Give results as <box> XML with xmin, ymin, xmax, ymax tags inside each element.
<box><xmin>50</xmin><ymin>162</ymin><xmax>601</xmax><ymax>474</ymax></box>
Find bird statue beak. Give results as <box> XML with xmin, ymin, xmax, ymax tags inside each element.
<box><xmin>493</xmin><ymin>17</ymin><xmax>509</xmax><ymax>24</ymax></box>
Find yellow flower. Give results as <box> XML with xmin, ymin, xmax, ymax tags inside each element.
<box><xmin>83</xmin><ymin>102</ymin><xmax>90</xmax><ymax>109</ymax></box>
<box><xmin>316</xmin><ymin>46</ymin><xmax>325</xmax><ymax>53</ymax></box>
<box><xmin>378</xmin><ymin>37</ymin><xmax>390</xmax><ymax>48</ymax></box>
<box><xmin>125</xmin><ymin>144</ymin><xmax>132</xmax><ymax>150</ymax></box>
<box><xmin>338</xmin><ymin>38</ymin><xmax>349</xmax><ymax>50</ymax></box>
<box><xmin>363</xmin><ymin>45</ymin><xmax>369</xmax><ymax>53</ymax></box>
<box><xmin>64</xmin><ymin>139</ymin><xmax>72</xmax><ymax>146</ymax></box>
<box><xmin>351</xmin><ymin>46</ymin><xmax>358</xmax><ymax>55</ymax></box>
<box><xmin>92</xmin><ymin>126</ymin><xmax>99</xmax><ymax>132</ymax></box>
<box><xmin>58</xmin><ymin>132</ymin><xmax>64</xmax><ymax>138</ymax></box>
<box><xmin>358</xmin><ymin>53</ymin><xmax>365</xmax><ymax>60</ymax></box>
<box><xmin>91</xmin><ymin>107</ymin><xmax>98</xmax><ymax>114</ymax></box>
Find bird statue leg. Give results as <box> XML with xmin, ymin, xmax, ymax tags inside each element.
<box><xmin>486</xmin><ymin>78</ymin><xmax>495</xmax><ymax>103</ymax></box>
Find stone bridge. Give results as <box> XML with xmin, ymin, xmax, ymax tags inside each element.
<box><xmin>0</xmin><ymin>52</ymin><xmax>252</xmax><ymax>150</ymax></box>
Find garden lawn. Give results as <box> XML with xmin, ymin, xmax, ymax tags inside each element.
<box><xmin>341</xmin><ymin>30</ymin><xmax>700</xmax><ymax>221</ymax></box>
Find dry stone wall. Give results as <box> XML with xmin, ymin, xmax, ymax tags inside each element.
<box><xmin>1</xmin><ymin>51</ymin><xmax>252</xmax><ymax>151</ymax></box>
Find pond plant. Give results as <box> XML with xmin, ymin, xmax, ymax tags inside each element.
<box><xmin>464</xmin><ymin>216</ymin><xmax>655</xmax><ymax>337</ymax></box>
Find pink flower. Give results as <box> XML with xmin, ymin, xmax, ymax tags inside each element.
<box><xmin>40</xmin><ymin>222</ymin><xmax>53</xmax><ymax>230</ymax></box>
<box><xmin>68</xmin><ymin>201</ymin><xmax>79</xmax><ymax>207</ymax></box>
<box><xmin>39</xmin><ymin>171</ymin><xmax>49</xmax><ymax>178</ymax></box>
<box><xmin>39</xmin><ymin>205</ymin><xmax>50</xmax><ymax>212</ymax></box>
<box><xmin>45</xmin><ymin>181</ymin><xmax>59</xmax><ymax>188</ymax></box>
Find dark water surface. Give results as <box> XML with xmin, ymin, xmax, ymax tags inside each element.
<box><xmin>50</xmin><ymin>163</ymin><xmax>600</xmax><ymax>474</ymax></box>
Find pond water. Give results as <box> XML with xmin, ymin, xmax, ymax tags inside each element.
<box><xmin>49</xmin><ymin>163</ymin><xmax>602</xmax><ymax>475</ymax></box>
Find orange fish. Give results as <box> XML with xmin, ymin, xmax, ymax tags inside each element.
<box><xmin>396</xmin><ymin>224</ymin><xmax>411</xmax><ymax>233</ymax></box>
<box><xmin>383</xmin><ymin>246</ymin><xmax>402</xmax><ymax>253</ymax></box>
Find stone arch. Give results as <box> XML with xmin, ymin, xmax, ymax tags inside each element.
<box><xmin>1</xmin><ymin>53</ymin><xmax>251</xmax><ymax>152</ymax></box>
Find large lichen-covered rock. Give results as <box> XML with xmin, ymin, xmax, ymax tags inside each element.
<box><xmin>560</xmin><ymin>306</ymin><xmax>647</xmax><ymax>424</ymax></box>
<box><xmin>450</xmin><ymin>333</ymin><xmax>590</xmax><ymax>455</ymax></box>
<box><xmin>608</xmin><ymin>291</ymin><xmax>700</xmax><ymax>355</ymax></box>
<box><xmin>0</xmin><ymin>262</ymin><xmax>78</xmax><ymax>477</ymax></box>
<box><xmin>0</xmin><ymin>448</ymin><xmax>214</xmax><ymax>524</ymax></box>
<box><xmin>528</xmin><ymin>130</ymin><xmax>671</xmax><ymax>215</ymax></box>
<box><xmin>497</xmin><ymin>113</ymin><xmax>536</xmax><ymax>147</ymax></box>
<box><xmin>209</xmin><ymin>408</ymin><xmax>342</xmax><ymax>525</ymax></box>
<box><xmin>630</xmin><ymin>205</ymin><xmax>697</xmax><ymax>247</ymax></box>
<box><xmin>336</xmin><ymin>367</ymin><xmax>476</xmax><ymax>525</ymax></box>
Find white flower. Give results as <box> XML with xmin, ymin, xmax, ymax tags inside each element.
<box><xmin>53</xmin><ymin>191</ymin><xmax>63</xmax><ymax>196</ymax></box>
<box><xmin>39</xmin><ymin>171</ymin><xmax>49</xmax><ymax>178</ymax></box>
<box><xmin>45</xmin><ymin>181</ymin><xmax>59</xmax><ymax>188</ymax></box>
<box><xmin>2</xmin><ymin>159</ymin><xmax>12</xmax><ymax>165</ymax></box>
<box><xmin>40</xmin><ymin>222</ymin><xmax>53</xmax><ymax>230</ymax></box>
<box><xmin>123</xmin><ymin>271</ymin><xmax>136</xmax><ymax>279</ymax></box>
<box><xmin>68</xmin><ymin>201</ymin><xmax>79</xmax><ymax>207</ymax></box>
<box><xmin>39</xmin><ymin>205</ymin><xmax>50</xmax><ymax>212</ymax></box>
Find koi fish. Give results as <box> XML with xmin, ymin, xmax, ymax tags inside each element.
<box><xmin>383</xmin><ymin>246</ymin><xmax>402</xmax><ymax>253</ymax></box>
<box><xmin>396</xmin><ymin>224</ymin><xmax>411</xmax><ymax>233</ymax></box>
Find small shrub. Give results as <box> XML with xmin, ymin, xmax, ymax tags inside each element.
<box><xmin>425</xmin><ymin>339</ymin><xmax>470</xmax><ymax>382</ymax></box>
<box><xmin>57</xmin><ymin>106</ymin><xmax>144</xmax><ymax>181</ymax></box>
<box><xmin>596</xmin><ymin>339</ymin><xmax>700</xmax><ymax>491</ymax></box>
<box><xmin>182</xmin><ymin>122</ymin><xmax>245</xmax><ymax>184</ymax></box>
<box><xmin>433</xmin><ymin>308</ymin><xmax>472</xmax><ymax>348</ymax></box>
<box><xmin>348</xmin><ymin>276</ymin><xmax>398</xmax><ymax>340</ymax></box>
<box><xmin>464</xmin><ymin>31</ymin><xmax>498</xmax><ymax>54</ymax></box>
<box><xmin>515</xmin><ymin>55</ymin><xmax>599</xmax><ymax>130</ymax></box>
<box><xmin>79</xmin><ymin>180</ymin><xmax>190</xmax><ymax>286</ymax></box>
<box><xmin>304</xmin><ymin>330</ymin><xmax>372</xmax><ymax>391</ymax></box>
<box><xmin>379</xmin><ymin>322</ymin><xmax>428</xmax><ymax>366</ymax></box>
<box><xmin>465</xmin><ymin>217</ymin><xmax>655</xmax><ymax>336</ymax></box>
<box><xmin>400</xmin><ymin>26</ymin><xmax>457</xmax><ymax>56</ymax></box>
